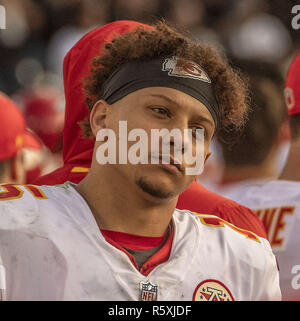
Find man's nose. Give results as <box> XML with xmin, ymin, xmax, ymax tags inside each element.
<box><xmin>167</xmin><ymin>120</ymin><xmax>190</xmax><ymax>154</ymax></box>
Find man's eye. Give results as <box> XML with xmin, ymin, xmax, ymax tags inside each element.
<box><xmin>191</xmin><ymin>127</ymin><xmax>206</xmax><ymax>138</ymax></box>
<box><xmin>151</xmin><ymin>107</ymin><xmax>170</xmax><ymax>117</ymax></box>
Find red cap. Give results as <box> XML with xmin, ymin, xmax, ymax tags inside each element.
<box><xmin>284</xmin><ymin>53</ymin><xmax>300</xmax><ymax>115</ymax></box>
<box><xmin>0</xmin><ymin>92</ymin><xmax>41</xmax><ymax>161</ymax></box>
<box><xmin>23</xmin><ymin>88</ymin><xmax>64</xmax><ymax>153</ymax></box>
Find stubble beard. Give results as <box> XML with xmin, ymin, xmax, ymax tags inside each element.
<box><xmin>135</xmin><ymin>176</ymin><xmax>176</xmax><ymax>200</ymax></box>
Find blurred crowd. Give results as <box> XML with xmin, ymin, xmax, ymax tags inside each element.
<box><xmin>0</xmin><ymin>0</ymin><xmax>299</xmax><ymax>185</ymax></box>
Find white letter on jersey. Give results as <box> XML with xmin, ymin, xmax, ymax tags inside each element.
<box><xmin>291</xmin><ymin>5</ymin><xmax>300</xmax><ymax>30</ymax></box>
<box><xmin>291</xmin><ymin>265</ymin><xmax>300</xmax><ymax>290</ymax></box>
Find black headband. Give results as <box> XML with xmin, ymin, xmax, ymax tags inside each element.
<box><xmin>101</xmin><ymin>56</ymin><xmax>220</xmax><ymax>128</ymax></box>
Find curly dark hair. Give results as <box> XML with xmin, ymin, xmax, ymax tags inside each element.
<box><xmin>82</xmin><ymin>21</ymin><xmax>249</xmax><ymax>138</ymax></box>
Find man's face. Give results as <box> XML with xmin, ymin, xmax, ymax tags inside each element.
<box><xmin>91</xmin><ymin>87</ymin><xmax>215</xmax><ymax>201</ymax></box>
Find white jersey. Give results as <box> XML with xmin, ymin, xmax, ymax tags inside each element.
<box><xmin>0</xmin><ymin>182</ymin><xmax>280</xmax><ymax>301</ymax></box>
<box><xmin>211</xmin><ymin>179</ymin><xmax>270</xmax><ymax>202</ymax></box>
<box><xmin>215</xmin><ymin>180</ymin><xmax>300</xmax><ymax>300</ymax></box>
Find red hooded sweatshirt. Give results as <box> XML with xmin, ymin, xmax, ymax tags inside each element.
<box><xmin>33</xmin><ymin>20</ymin><xmax>267</xmax><ymax>239</ymax></box>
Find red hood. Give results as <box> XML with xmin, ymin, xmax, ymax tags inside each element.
<box><xmin>62</xmin><ymin>20</ymin><xmax>153</xmax><ymax>166</ymax></box>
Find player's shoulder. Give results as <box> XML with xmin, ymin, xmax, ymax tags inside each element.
<box><xmin>174</xmin><ymin>210</ymin><xmax>276</xmax><ymax>274</ymax></box>
<box><xmin>0</xmin><ymin>182</ymin><xmax>76</xmax><ymax>229</ymax></box>
<box><xmin>177</xmin><ymin>210</ymin><xmax>276</xmax><ymax>274</ymax></box>
<box><xmin>235</xmin><ymin>179</ymin><xmax>300</xmax><ymax>205</ymax></box>
<box><xmin>0</xmin><ymin>183</ymin><xmax>47</xmax><ymax>209</ymax></box>
<box><xmin>174</xmin><ymin>209</ymin><xmax>270</xmax><ymax>254</ymax></box>
<box><xmin>0</xmin><ymin>181</ymin><xmax>74</xmax><ymax>203</ymax></box>
<box><xmin>260</xmin><ymin>180</ymin><xmax>300</xmax><ymax>198</ymax></box>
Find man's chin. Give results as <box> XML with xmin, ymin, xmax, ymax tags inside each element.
<box><xmin>135</xmin><ymin>176</ymin><xmax>179</xmax><ymax>200</ymax></box>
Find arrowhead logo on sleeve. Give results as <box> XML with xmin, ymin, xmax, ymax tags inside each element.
<box><xmin>162</xmin><ymin>56</ymin><xmax>211</xmax><ymax>83</ymax></box>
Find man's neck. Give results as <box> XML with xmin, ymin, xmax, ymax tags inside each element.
<box><xmin>75</xmin><ymin>165</ymin><xmax>177</xmax><ymax>237</ymax></box>
<box><xmin>221</xmin><ymin>161</ymin><xmax>276</xmax><ymax>185</ymax></box>
<box><xmin>279</xmin><ymin>138</ymin><xmax>300</xmax><ymax>181</ymax></box>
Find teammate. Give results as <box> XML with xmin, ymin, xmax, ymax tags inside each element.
<box><xmin>0</xmin><ymin>93</ymin><xmax>41</xmax><ymax>184</ymax></box>
<box><xmin>280</xmin><ymin>54</ymin><xmax>300</xmax><ymax>182</ymax></box>
<box><xmin>213</xmin><ymin>61</ymin><xmax>287</xmax><ymax>199</ymax></box>
<box><xmin>0</xmin><ymin>21</ymin><xmax>280</xmax><ymax>300</ymax></box>
<box><xmin>21</xmin><ymin>86</ymin><xmax>64</xmax><ymax>182</ymax></box>
<box><xmin>33</xmin><ymin>20</ymin><xmax>267</xmax><ymax>239</ymax></box>
<box><xmin>212</xmin><ymin>54</ymin><xmax>300</xmax><ymax>300</ymax></box>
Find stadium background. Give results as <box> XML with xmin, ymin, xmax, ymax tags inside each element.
<box><xmin>0</xmin><ymin>0</ymin><xmax>299</xmax><ymax>185</ymax></box>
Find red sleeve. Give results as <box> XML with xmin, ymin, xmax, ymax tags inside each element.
<box><xmin>32</xmin><ymin>164</ymin><xmax>89</xmax><ymax>185</ymax></box>
<box><xmin>212</xmin><ymin>203</ymin><xmax>268</xmax><ymax>239</ymax></box>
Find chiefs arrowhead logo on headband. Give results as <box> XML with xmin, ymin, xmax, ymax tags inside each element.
<box><xmin>162</xmin><ymin>56</ymin><xmax>211</xmax><ymax>83</ymax></box>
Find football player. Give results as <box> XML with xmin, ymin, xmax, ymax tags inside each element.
<box><xmin>33</xmin><ymin>21</ymin><xmax>267</xmax><ymax>239</ymax></box>
<box><xmin>211</xmin><ymin>54</ymin><xmax>300</xmax><ymax>300</ymax></box>
<box><xmin>0</xmin><ymin>21</ymin><xmax>280</xmax><ymax>301</ymax></box>
<box><xmin>0</xmin><ymin>93</ymin><xmax>41</xmax><ymax>185</ymax></box>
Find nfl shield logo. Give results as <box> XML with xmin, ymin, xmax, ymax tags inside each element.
<box><xmin>140</xmin><ymin>281</ymin><xmax>158</xmax><ymax>301</ymax></box>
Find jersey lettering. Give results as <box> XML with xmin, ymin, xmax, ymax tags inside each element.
<box><xmin>0</xmin><ymin>184</ymin><xmax>23</xmax><ymax>200</ymax></box>
<box><xmin>195</xmin><ymin>214</ymin><xmax>261</xmax><ymax>243</ymax></box>
<box><xmin>254</xmin><ymin>206</ymin><xmax>295</xmax><ymax>248</ymax></box>
<box><xmin>25</xmin><ymin>185</ymin><xmax>48</xmax><ymax>199</ymax></box>
<box><xmin>0</xmin><ymin>184</ymin><xmax>47</xmax><ymax>201</ymax></box>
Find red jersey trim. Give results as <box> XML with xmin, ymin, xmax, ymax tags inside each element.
<box><xmin>100</xmin><ymin>229</ymin><xmax>168</xmax><ymax>250</ymax></box>
<box><xmin>100</xmin><ymin>225</ymin><xmax>174</xmax><ymax>276</ymax></box>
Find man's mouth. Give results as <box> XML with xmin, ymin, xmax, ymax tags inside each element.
<box><xmin>156</xmin><ymin>154</ymin><xmax>184</xmax><ymax>173</ymax></box>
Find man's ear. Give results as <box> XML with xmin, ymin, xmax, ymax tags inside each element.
<box><xmin>89</xmin><ymin>100</ymin><xmax>111</xmax><ymax>137</ymax></box>
<box><xmin>204</xmin><ymin>150</ymin><xmax>212</xmax><ymax>165</ymax></box>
